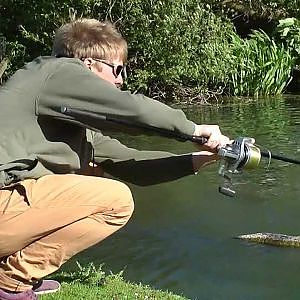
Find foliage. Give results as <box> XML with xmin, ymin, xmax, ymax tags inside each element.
<box><xmin>121</xmin><ymin>1</ymin><xmax>234</xmax><ymax>99</ymax></box>
<box><xmin>227</xmin><ymin>30</ymin><xmax>293</xmax><ymax>96</ymax></box>
<box><xmin>0</xmin><ymin>0</ymin><xmax>92</xmax><ymax>77</ymax></box>
<box><xmin>198</xmin><ymin>29</ymin><xmax>294</xmax><ymax>97</ymax></box>
<box><xmin>0</xmin><ymin>0</ymin><xmax>235</xmax><ymax>101</ymax></box>
<box><xmin>0</xmin><ymin>0</ymin><xmax>297</xmax><ymax>100</ymax></box>
<box><xmin>210</xmin><ymin>0</ymin><xmax>300</xmax><ymax>20</ymax></box>
<box><xmin>275</xmin><ymin>17</ymin><xmax>300</xmax><ymax>66</ymax></box>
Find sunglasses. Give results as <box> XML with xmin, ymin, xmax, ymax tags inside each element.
<box><xmin>93</xmin><ymin>58</ymin><xmax>127</xmax><ymax>79</ymax></box>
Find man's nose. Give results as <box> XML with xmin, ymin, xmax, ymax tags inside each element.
<box><xmin>115</xmin><ymin>75</ymin><xmax>123</xmax><ymax>87</ymax></box>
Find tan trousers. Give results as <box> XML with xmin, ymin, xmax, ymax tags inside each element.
<box><xmin>0</xmin><ymin>174</ymin><xmax>134</xmax><ymax>292</ymax></box>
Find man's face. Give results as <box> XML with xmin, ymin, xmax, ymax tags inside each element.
<box><xmin>84</xmin><ymin>57</ymin><xmax>126</xmax><ymax>88</ymax></box>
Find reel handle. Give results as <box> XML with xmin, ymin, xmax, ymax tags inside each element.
<box><xmin>218</xmin><ymin>137</ymin><xmax>260</xmax><ymax>197</ymax></box>
<box><xmin>219</xmin><ymin>186</ymin><xmax>236</xmax><ymax>197</ymax></box>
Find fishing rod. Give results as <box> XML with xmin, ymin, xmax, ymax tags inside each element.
<box><xmin>61</xmin><ymin>106</ymin><xmax>207</xmax><ymax>144</ymax></box>
<box><xmin>61</xmin><ymin>106</ymin><xmax>300</xmax><ymax>197</ymax></box>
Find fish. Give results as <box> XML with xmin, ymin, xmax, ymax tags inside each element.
<box><xmin>236</xmin><ymin>232</ymin><xmax>300</xmax><ymax>247</ymax></box>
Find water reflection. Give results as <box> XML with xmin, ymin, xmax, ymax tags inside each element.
<box><xmin>68</xmin><ymin>96</ymin><xmax>300</xmax><ymax>300</ymax></box>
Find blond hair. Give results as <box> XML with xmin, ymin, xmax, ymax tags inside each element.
<box><xmin>52</xmin><ymin>18</ymin><xmax>127</xmax><ymax>62</ymax></box>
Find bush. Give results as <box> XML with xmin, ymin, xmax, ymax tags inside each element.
<box><xmin>121</xmin><ymin>1</ymin><xmax>235</xmax><ymax>100</ymax></box>
<box><xmin>0</xmin><ymin>0</ymin><xmax>94</xmax><ymax>76</ymax></box>
<box><xmin>275</xmin><ymin>17</ymin><xmax>300</xmax><ymax>66</ymax></box>
<box><xmin>0</xmin><ymin>0</ymin><xmax>296</xmax><ymax>99</ymax></box>
<box><xmin>209</xmin><ymin>0</ymin><xmax>300</xmax><ymax>20</ymax></box>
<box><xmin>0</xmin><ymin>0</ymin><xmax>235</xmax><ymax>101</ymax></box>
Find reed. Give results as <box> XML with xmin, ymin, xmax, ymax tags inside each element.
<box><xmin>227</xmin><ymin>30</ymin><xmax>293</xmax><ymax>96</ymax></box>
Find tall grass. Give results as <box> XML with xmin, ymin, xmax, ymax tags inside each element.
<box><xmin>228</xmin><ymin>30</ymin><xmax>293</xmax><ymax>96</ymax></box>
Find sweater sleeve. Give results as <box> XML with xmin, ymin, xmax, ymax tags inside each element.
<box><xmin>89</xmin><ymin>131</ymin><xmax>195</xmax><ymax>186</ymax></box>
<box><xmin>37</xmin><ymin>59</ymin><xmax>195</xmax><ymax>138</ymax></box>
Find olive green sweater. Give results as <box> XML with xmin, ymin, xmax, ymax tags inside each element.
<box><xmin>0</xmin><ymin>56</ymin><xmax>196</xmax><ymax>187</ymax></box>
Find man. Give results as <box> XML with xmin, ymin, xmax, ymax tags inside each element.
<box><xmin>0</xmin><ymin>19</ymin><xmax>229</xmax><ymax>299</ymax></box>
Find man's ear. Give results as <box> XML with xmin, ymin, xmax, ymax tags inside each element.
<box><xmin>82</xmin><ymin>58</ymin><xmax>93</xmax><ymax>69</ymax></box>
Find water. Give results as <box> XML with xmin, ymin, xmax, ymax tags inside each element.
<box><xmin>68</xmin><ymin>96</ymin><xmax>300</xmax><ymax>299</ymax></box>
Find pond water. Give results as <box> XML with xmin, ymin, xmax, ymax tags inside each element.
<box><xmin>69</xmin><ymin>95</ymin><xmax>300</xmax><ymax>299</ymax></box>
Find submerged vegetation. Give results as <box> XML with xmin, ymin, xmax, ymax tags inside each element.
<box><xmin>1</xmin><ymin>0</ymin><xmax>300</xmax><ymax>101</ymax></box>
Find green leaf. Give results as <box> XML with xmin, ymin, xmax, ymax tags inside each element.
<box><xmin>278</xmin><ymin>18</ymin><xmax>296</xmax><ymax>28</ymax></box>
<box><xmin>282</xmin><ymin>27</ymin><xmax>290</xmax><ymax>37</ymax></box>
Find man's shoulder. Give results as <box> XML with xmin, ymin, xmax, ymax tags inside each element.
<box><xmin>27</xmin><ymin>56</ymin><xmax>84</xmax><ymax>71</ymax></box>
<box><xmin>24</xmin><ymin>56</ymin><xmax>92</xmax><ymax>87</ymax></box>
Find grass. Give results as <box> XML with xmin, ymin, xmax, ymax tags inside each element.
<box><xmin>227</xmin><ymin>30</ymin><xmax>293</xmax><ymax>96</ymax></box>
<box><xmin>41</xmin><ymin>262</ymin><xmax>188</xmax><ymax>300</ymax></box>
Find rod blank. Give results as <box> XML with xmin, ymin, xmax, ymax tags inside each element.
<box><xmin>261</xmin><ymin>151</ymin><xmax>300</xmax><ymax>165</ymax></box>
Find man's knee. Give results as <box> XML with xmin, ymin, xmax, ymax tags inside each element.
<box><xmin>115</xmin><ymin>181</ymin><xmax>134</xmax><ymax>221</ymax></box>
<box><xmin>92</xmin><ymin>179</ymin><xmax>134</xmax><ymax>225</ymax></box>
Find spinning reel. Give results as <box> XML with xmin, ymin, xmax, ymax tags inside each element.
<box><xmin>218</xmin><ymin>137</ymin><xmax>261</xmax><ymax>197</ymax></box>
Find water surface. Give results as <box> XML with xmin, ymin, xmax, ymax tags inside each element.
<box><xmin>68</xmin><ymin>96</ymin><xmax>300</xmax><ymax>300</ymax></box>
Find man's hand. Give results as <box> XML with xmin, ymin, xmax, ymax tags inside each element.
<box><xmin>193</xmin><ymin>124</ymin><xmax>230</xmax><ymax>152</ymax></box>
<box><xmin>192</xmin><ymin>151</ymin><xmax>219</xmax><ymax>172</ymax></box>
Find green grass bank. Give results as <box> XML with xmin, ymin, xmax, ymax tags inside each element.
<box><xmin>41</xmin><ymin>263</ymin><xmax>188</xmax><ymax>300</ymax></box>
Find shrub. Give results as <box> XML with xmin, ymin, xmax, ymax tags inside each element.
<box><xmin>275</xmin><ymin>17</ymin><xmax>300</xmax><ymax>66</ymax></box>
<box><xmin>209</xmin><ymin>0</ymin><xmax>300</xmax><ymax>20</ymax></box>
<box><xmin>0</xmin><ymin>0</ymin><xmax>296</xmax><ymax>99</ymax></box>
<box><xmin>0</xmin><ymin>0</ymin><xmax>235</xmax><ymax>101</ymax></box>
<box><xmin>121</xmin><ymin>1</ymin><xmax>235</xmax><ymax>100</ymax></box>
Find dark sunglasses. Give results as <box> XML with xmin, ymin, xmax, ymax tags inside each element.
<box><xmin>93</xmin><ymin>58</ymin><xmax>127</xmax><ymax>79</ymax></box>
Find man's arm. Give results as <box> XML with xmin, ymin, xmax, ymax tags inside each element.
<box><xmin>38</xmin><ymin>59</ymin><xmax>195</xmax><ymax>136</ymax></box>
<box><xmin>38</xmin><ymin>58</ymin><xmax>229</xmax><ymax>151</ymax></box>
<box><xmin>87</xmin><ymin>132</ymin><xmax>218</xmax><ymax>186</ymax></box>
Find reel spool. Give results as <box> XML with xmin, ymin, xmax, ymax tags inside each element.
<box><xmin>218</xmin><ymin>137</ymin><xmax>261</xmax><ymax>197</ymax></box>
